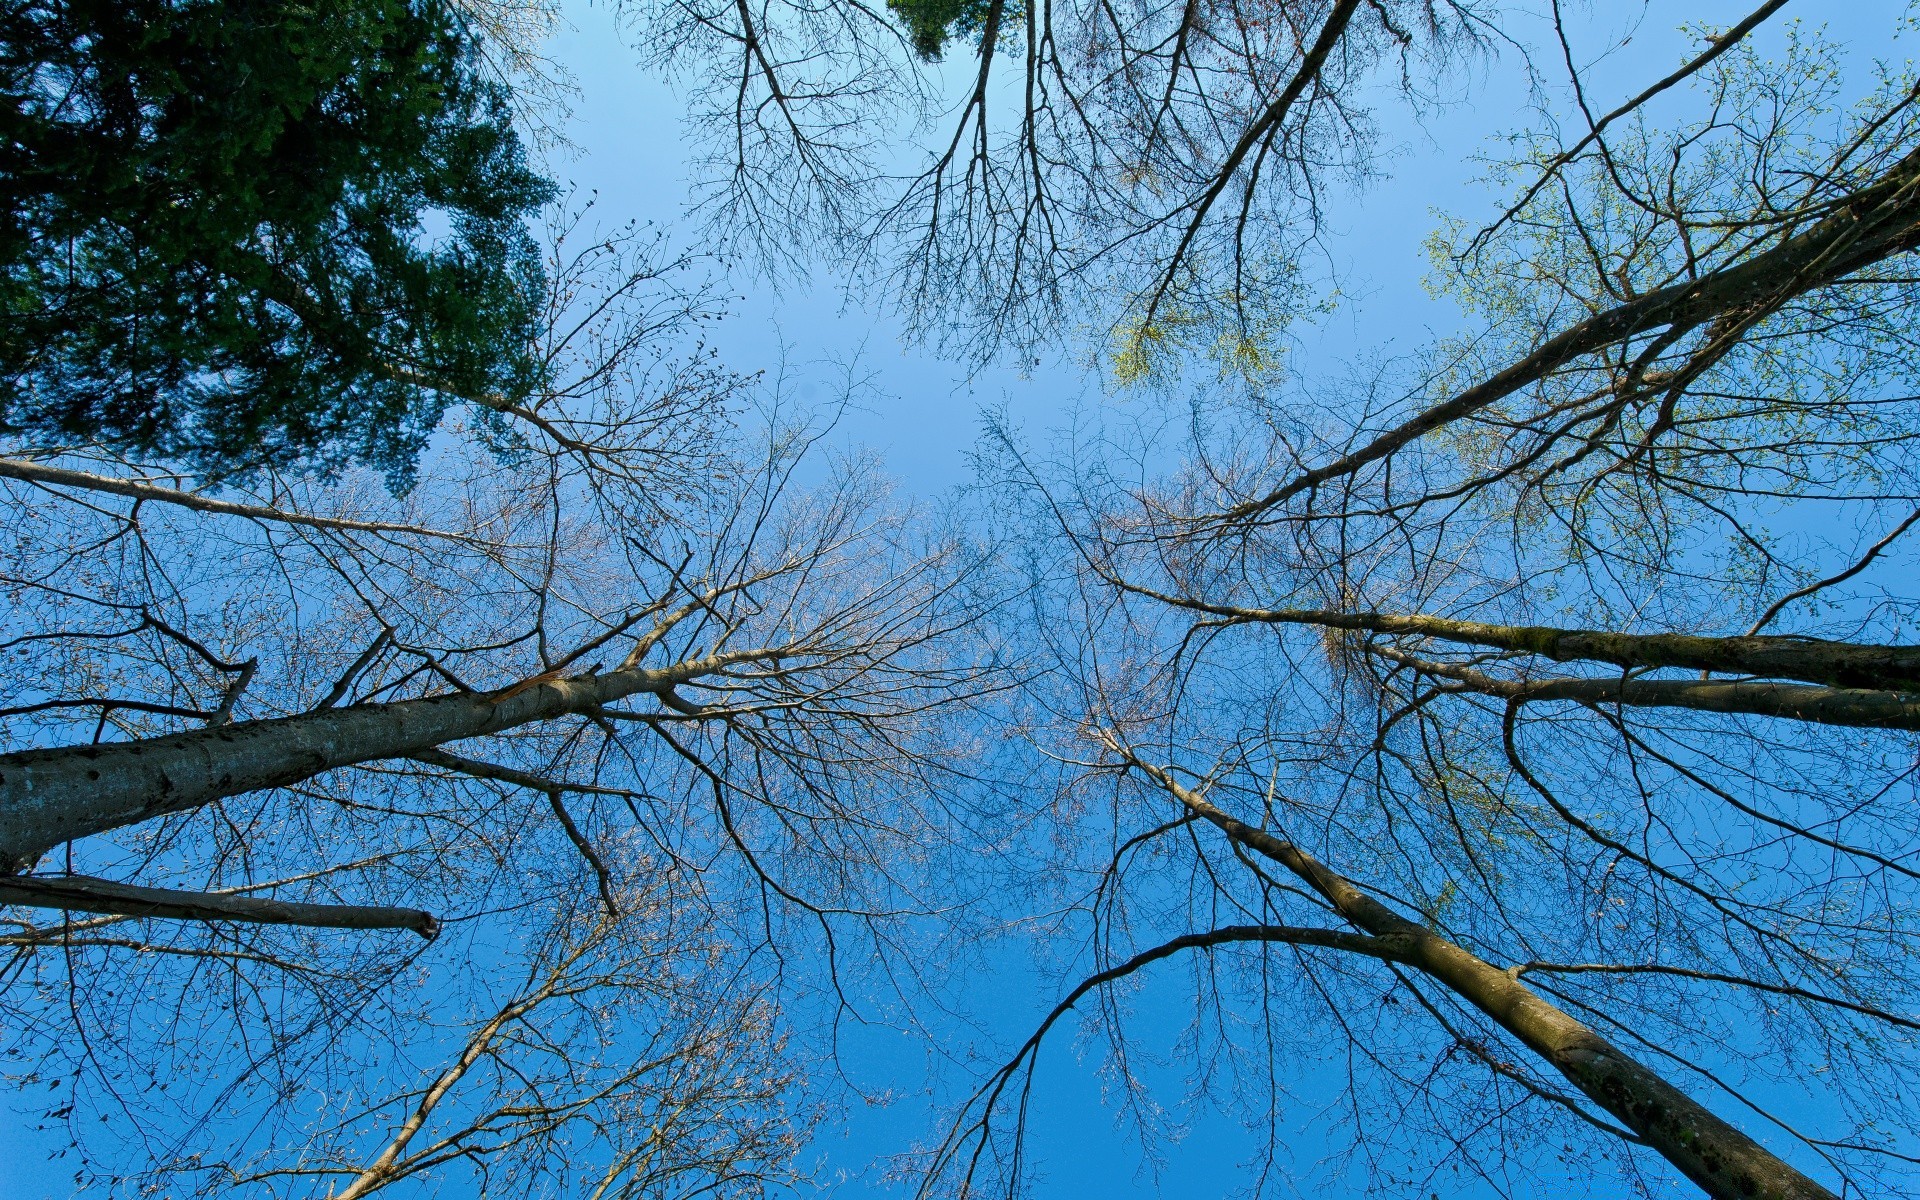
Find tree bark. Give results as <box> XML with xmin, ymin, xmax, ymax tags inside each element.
<box><xmin>0</xmin><ymin>650</ymin><xmax>775</xmax><ymax>873</ymax></box>
<box><xmin>1216</xmin><ymin>144</ymin><xmax>1920</xmax><ymax>525</ymax></box>
<box><xmin>1118</xmin><ymin>751</ymin><xmax>1838</xmax><ymax>1200</ymax></box>
<box><xmin>0</xmin><ymin>457</ymin><xmax>475</xmax><ymax>542</ymax></box>
<box><xmin>0</xmin><ymin>874</ymin><xmax>437</xmax><ymax>937</ymax></box>
<box><xmin>1147</xmin><ymin>600</ymin><xmax>1920</xmax><ymax>693</ymax></box>
<box><xmin>1361</xmin><ymin>644</ymin><xmax>1920</xmax><ymax>729</ymax></box>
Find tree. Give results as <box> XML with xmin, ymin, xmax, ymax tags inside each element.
<box><xmin>628</xmin><ymin>0</ymin><xmax>1520</xmax><ymax>356</ymax></box>
<box><xmin>936</xmin><ymin>17</ymin><xmax>1920</xmax><ymax>1200</ymax></box>
<box><xmin>35</xmin><ymin>872</ymin><xmax>813</xmax><ymax>1199</ymax></box>
<box><xmin>0</xmin><ymin>0</ymin><xmax>554</xmax><ymax>481</ymax></box>
<box><xmin>0</xmin><ymin>211</ymin><xmax>996</xmax><ymax>1193</ymax></box>
<box><xmin>16</xmin><ymin>5</ymin><xmax>1920</xmax><ymax>1200</ymax></box>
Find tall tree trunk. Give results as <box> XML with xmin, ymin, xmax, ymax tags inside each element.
<box><xmin>0</xmin><ymin>650</ymin><xmax>773</xmax><ymax>873</ymax></box>
<box><xmin>0</xmin><ymin>874</ymin><xmax>438</xmax><ymax>936</ymax></box>
<box><xmin>1361</xmin><ymin>644</ymin><xmax>1920</xmax><ymax>729</ymax></box>
<box><xmin>1124</xmin><ymin>594</ymin><xmax>1920</xmax><ymax>692</ymax></box>
<box><xmin>1117</xmin><ymin>750</ymin><xmax>1838</xmax><ymax>1200</ymax></box>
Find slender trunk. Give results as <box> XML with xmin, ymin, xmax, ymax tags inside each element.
<box><xmin>1219</xmin><ymin>144</ymin><xmax>1920</xmax><ymax>524</ymax></box>
<box><xmin>0</xmin><ymin>457</ymin><xmax>474</xmax><ymax>543</ymax></box>
<box><xmin>1365</xmin><ymin>644</ymin><xmax>1920</xmax><ymax>728</ymax></box>
<box><xmin>333</xmin><ymin>987</ymin><xmax>553</xmax><ymax>1200</ymax></box>
<box><xmin>1180</xmin><ymin>603</ymin><xmax>1920</xmax><ymax>692</ymax></box>
<box><xmin>1122</xmin><ymin>754</ymin><xmax>1837</xmax><ymax>1200</ymax></box>
<box><xmin>0</xmin><ymin>874</ymin><xmax>437</xmax><ymax>937</ymax></box>
<box><xmin>1496</xmin><ymin>676</ymin><xmax>1920</xmax><ymax>726</ymax></box>
<box><xmin>0</xmin><ymin>650</ymin><xmax>773</xmax><ymax>873</ymax></box>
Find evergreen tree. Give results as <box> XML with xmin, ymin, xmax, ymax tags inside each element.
<box><xmin>0</xmin><ymin>0</ymin><xmax>555</xmax><ymax>481</ymax></box>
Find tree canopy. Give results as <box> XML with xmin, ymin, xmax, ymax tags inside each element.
<box><xmin>6</xmin><ymin>4</ymin><xmax>1920</xmax><ymax>1200</ymax></box>
<box><xmin>0</xmin><ymin>0</ymin><xmax>554</xmax><ymax>481</ymax></box>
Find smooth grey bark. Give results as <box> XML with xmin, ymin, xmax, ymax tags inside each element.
<box><xmin>0</xmin><ymin>874</ymin><xmax>438</xmax><ymax>937</ymax></box>
<box><xmin>0</xmin><ymin>650</ymin><xmax>774</xmax><ymax>873</ymax></box>
<box><xmin>1114</xmin><ymin>589</ymin><xmax>1920</xmax><ymax>726</ymax></box>
<box><xmin>1117</xmin><ymin>751</ymin><xmax>1838</xmax><ymax>1200</ymax></box>
<box><xmin>1118</xmin><ymin>594</ymin><xmax>1920</xmax><ymax>693</ymax></box>
<box><xmin>1360</xmin><ymin>644</ymin><xmax>1920</xmax><ymax>729</ymax></box>
<box><xmin>1389</xmin><ymin>623</ymin><xmax>1920</xmax><ymax>692</ymax></box>
<box><xmin>1496</xmin><ymin>676</ymin><xmax>1920</xmax><ymax>726</ymax></box>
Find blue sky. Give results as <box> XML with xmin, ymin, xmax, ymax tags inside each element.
<box><xmin>469</xmin><ymin>5</ymin><xmax>1913</xmax><ymax>1197</ymax></box>
<box><xmin>5</xmin><ymin>2</ymin><xmax>1910</xmax><ymax>1195</ymax></box>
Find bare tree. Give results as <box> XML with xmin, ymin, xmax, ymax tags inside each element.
<box><xmin>0</xmin><ymin>210</ymin><xmax>997</xmax><ymax>1192</ymax></box>
<box><xmin>632</xmin><ymin>0</ymin><xmax>1498</xmax><ymax>347</ymax></box>
<box><xmin>20</xmin><ymin>9</ymin><xmax>1920</xmax><ymax>1200</ymax></box>
<box><xmin>946</xmin><ymin>20</ymin><xmax>1920</xmax><ymax>1200</ymax></box>
<box><xmin>620</xmin><ymin>0</ymin><xmax>1825</xmax><ymax>365</ymax></box>
<box><xmin>168</xmin><ymin>869</ymin><xmax>809</xmax><ymax>1200</ymax></box>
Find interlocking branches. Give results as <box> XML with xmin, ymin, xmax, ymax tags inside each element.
<box><xmin>0</xmin><ymin>198</ymin><xmax>996</xmax><ymax>1194</ymax></box>
<box><xmin>630</xmin><ymin>0</ymin><xmax>1492</xmax><ymax>357</ymax></box>
<box><xmin>974</xmin><ymin>19</ymin><xmax>1920</xmax><ymax>1197</ymax></box>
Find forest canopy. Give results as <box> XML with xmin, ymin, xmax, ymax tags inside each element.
<box><xmin>4</xmin><ymin>4</ymin><xmax>1920</xmax><ymax>1200</ymax></box>
<box><xmin>0</xmin><ymin>0</ymin><xmax>554</xmax><ymax>481</ymax></box>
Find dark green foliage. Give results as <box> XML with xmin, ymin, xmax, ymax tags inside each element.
<box><xmin>886</xmin><ymin>0</ymin><xmax>1009</xmax><ymax>61</ymax></box>
<box><xmin>0</xmin><ymin>0</ymin><xmax>555</xmax><ymax>483</ymax></box>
